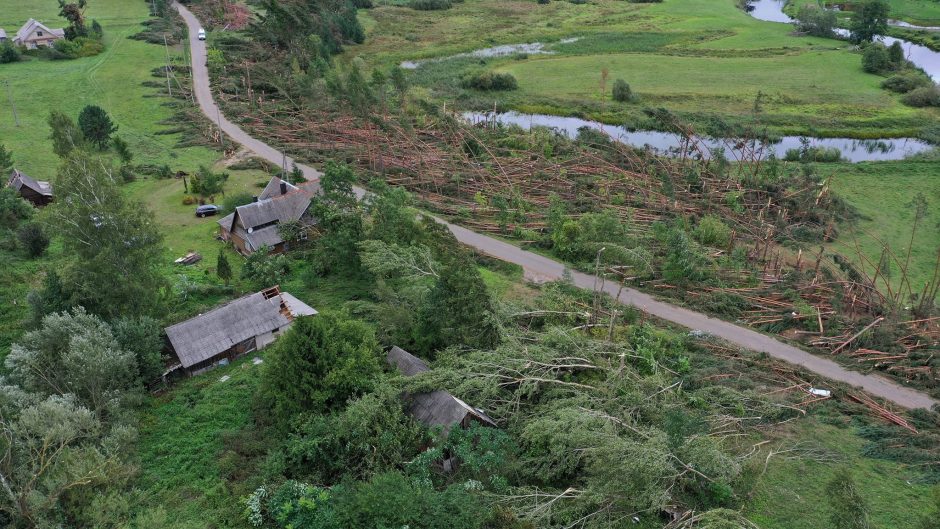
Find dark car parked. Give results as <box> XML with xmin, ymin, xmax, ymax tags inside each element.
<box><xmin>195</xmin><ymin>205</ymin><xmax>220</xmax><ymax>218</ymax></box>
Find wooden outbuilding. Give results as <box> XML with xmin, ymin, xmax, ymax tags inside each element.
<box><xmin>164</xmin><ymin>286</ymin><xmax>317</xmax><ymax>376</ymax></box>
<box><xmin>7</xmin><ymin>169</ymin><xmax>53</xmax><ymax>207</ymax></box>
<box><xmin>386</xmin><ymin>346</ymin><xmax>497</xmax><ymax>434</ymax></box>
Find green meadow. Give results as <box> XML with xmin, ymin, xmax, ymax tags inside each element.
<box><xmin>351</xmin><ymin>0</ymin><xmax>939</xmax><ymax>138</ymax></box>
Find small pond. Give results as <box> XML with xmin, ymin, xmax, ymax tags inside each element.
<box><xmin>401</xmin><ymin>38</ymin><xmax>580</xmax><ymax>70</ymax></box>
<box><xmin>464</xmin><ymin>111</ymin><xmax>934</xmax><ymax>163</ymax></box>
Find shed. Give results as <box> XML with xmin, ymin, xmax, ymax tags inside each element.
<box><xmin>165</xmin><ymin>286</ymin><xmax>317</xmax><ymax>375</ymax></box>
<box><xmin>7</xmin><ymin>169</ymin><xmax>53</xmax><ymax>206</ymax></box>
<box><xmin>386</xmin><ymin>346</ymin><xmax>497</xmax><ymax>434</ymax></box>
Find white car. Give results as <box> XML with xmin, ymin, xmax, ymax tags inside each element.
<box><xmin>197</xmin><ymin>28</ymin><xmax>207</xmax><ymax>41</ymax></box>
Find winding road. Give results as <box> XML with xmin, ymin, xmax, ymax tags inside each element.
<box><xmin>174</xmin><ymin>2</ymin><xmax>937</xmax><ymax>410</ymax></box>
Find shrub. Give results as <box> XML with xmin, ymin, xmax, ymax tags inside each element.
<box><xmin>222</xmin><ymin>191</ymin><xmax>254</xmax><ymax>213</ymax></box>
<box><xmin>182</xmin><ymin>195</ymin><xmax>196</xmax><ymax>205</ymax></box>
<box><xmin>461</xmin><ymin>71</ymin><xmax>518</xmax><ymax>91</ymax></box>
<box><xmin>0</xmin><ymin>42</ymin><xmax>21</xmax><ymax>63</ymax></box>
<box><xmin>794</xmin><ymin>4</ymin><xmax>837</xmax><ymax>37</ymax></box>
<box><xmin>538</xmin><ymin>0</ymin><xmax>550</xmax><ymax>4</ymax></box>
<box><xmin>16</xmin><ymin>223</ymin><xmax>49</xmax><ymax>258</ymax></box>
<box><xmin>881</xmin><ymin>72</ymin><xmax>931</xmax><ymax>93</ymax></box>
<box><xmin>784</xmin><ymin>145</ymin><xmax>843</xmax><ymax>163</ymax></box>
<box><xmin>409</xmin><ymin>0</ymin><xmax>452</xmax><ymax>10</ymax></box>
<box><xmin>902</xmin><ymin>85</ymin><xmax>940</xmax><ymax>107</ymax></box>
<box><xmin>861</xmin><ymin>44</ymin><xmax>890</xmax><ymax>74</ymax></box>
<box><xmin>612</xmin><ymin>79</ymin><xmax>634</xmax><ymax>102</ymax></box>
<box><xmin>692</xmin><ymin>215</ymin><xmax>731</xmax><ymax>248</ymax></box>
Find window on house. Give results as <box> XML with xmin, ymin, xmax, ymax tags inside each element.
<box><xmin>37</xmin><ymin>31</ymin><xmax>43</xmax><ymax>36</ymax></box>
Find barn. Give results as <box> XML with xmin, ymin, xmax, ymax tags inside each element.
<box><xmin>7</xmin><ymin>169</ymin><xmax>53</xmax><ymax>207</ymax></box>
<box><xmin>165</xmin><ymin>286</ymin><xmax>317</xmax><ymax>376</ymax></box>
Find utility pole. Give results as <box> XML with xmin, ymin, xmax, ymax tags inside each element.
<box><xmin>163</xmin><ymin>35</ymin><xmax>173</xmax><ymax>98</ymax></box>
<box><xmin>4</xmin><ymin>81</ymin><xmax>19</xmax><ymax>127</ymax></box>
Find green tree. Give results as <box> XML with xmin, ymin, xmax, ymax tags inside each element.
<box><xmin>662</xmin><ymin>228</ymin><xmax>709</xmax><ymax>285</ymax></box>
<box><xmin>190</xmin><ymin>165</ymin><xmax>229</xmax><ymax>198</ymax></box>
<box><xmin>850</xmin><ymin>0</ymin><xmax>889</xmax><ymax>43</ymax></box>
<box><xmin>241</xmin><ymin>247</ymin><xmax>290</xmax><ymax>288</ymax></box>
<box><xmin>58</xmin><ymin>0</ymin><xmax>89</xmax><ymax>39</ymax></box>
<box><xmin>217</xmin><ymin>250</ymin><xmax>233</xmax><ymax>286</ymax></box>
<box><xmin>0</xmin><ymin>41</ymin><xmax>21</xmax><ymax>63</ymax></box>
<box><xmin>888</xmin><ymin>40</ymin><xmax>905</xmax><ymax>66</ymax></box>
<box><xmin>827</xmin><ymin>468</ymin><xmax>871</xmax><ymax>529</ymax></box>
<box><xmin>415</xmin><ymin>254</ymin><xmax>500</xmax><ymax>355</ymax></box>
<box><xmin>48</xmin><ymin>110</ymin><xmax>85</xmax><ymax>157</ymax></box>
<box><xmin>390</xmin><ymin>65</ymin><xmax>409</xmax><ymax>96</ymax></box>
<box><xmin>46</xmin><ymin>151</ymin><xmax>166</xmax><ymax>318</ymax></box>
<box><xmin>78</xmin><ymin>105</ymin><xmax>118</xmax><ymax>150</ymax></box>
<box><xmin>311</xmin><ymin>162</ymin><xmax>364</xmax><ymax>275</ymax></box>
<box><xmin>16</xmin><ymin>222</ymin><xmax>49</xmax><ymax>258</ymax></box>
<box><xmin>111</xmin><ymin>136</ymin><xmax>133</xmax><ymax>164</ymax></box>
<box><xmin>111</xmin><ymin>315</ymin><xmax>165</xmax><ymax>384</ymax></box>
<box><xmin>5</xmin><ymin>308</ymin><xmax>138</xmax><ymax>411</ymax></box>
<box><xmin>0</xmin><ymin>144</ymin><xmax>12</xmax><ymax>174</ymax></box>
<box><xmin>862</xmin><ymin>44</ymin><xmax>891</xmax><ymax>73</ymax></box>
<box><xmin>261</xmin><ymin>313</ymin><xmax>382</xmax><ymax>423</ymax></box>
<box><xmin>0</xmin><ymin>394</ymin><xmax>134</xmax><ymax>528</ymax></box>
<box><xmin>26</xmin><ymin>270</ymin><xmax>72</xmax><ymax>327</ymax></box>
<box><xmin>0</xmin><ymin>187</ymin><xmax>33</xmax><ymax>229</ymax></box>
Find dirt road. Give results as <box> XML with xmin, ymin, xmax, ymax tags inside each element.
<box><xmin>174</xmin><ymin>2</ymin><xmax>938</xmax><ymax>411</ymax></box>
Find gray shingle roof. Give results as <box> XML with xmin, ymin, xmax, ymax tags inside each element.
<box><xmin>235</xmin><ymin>190</ymin><xmax>312</xmax><ymax>229</ymax></box>
<box><xmin>165</xmin><ymin>289</ymin><xmax>316</xmax><ymax>368</ymax></box>
<box><xmin>385</xmin><ymin>346</ymin><xmax>497</xmax><ymax>432</ymax></box>
<box><xmin>387</xmin><ymin>346</ymin><xmax>430</xmax><ymax>376</ymax></box>
<box><xmin>8</xmin><ymin>169</ymin><xmax>52</xmax><ymax>196</ymax></box>
<box><xmin>259</xmin><ymin>176</ymin><xmax>299</xmax><ymax>200</ymax></box>
<box><xmin>217</xmin><ymin>212</ymin><xmax>235</xmax><ymax>232</ymax></box>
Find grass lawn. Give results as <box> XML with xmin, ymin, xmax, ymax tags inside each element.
<box><xmin>745</xmin><ymin>419</ymin><xmax>936</xmax><ymax>529</ymax></box>
<box><xmin>828</xmin><ymin>160</ymin><xmax>940</xmax><ymax>298</ymax></box>
<box><xmin>0</xmin><ymin>0</ymin><xmax>219</xmax><ymax>178</ymax></box>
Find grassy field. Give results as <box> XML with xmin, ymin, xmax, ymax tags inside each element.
<box><xmin>828</xmin><ymin>160</ymin><xmax>940</xmax><ymax>297</ymax></box>
<box><xmin>0</xmin><ymin>0</ymin><xmax>218</xmax><ymax>178</ymax></box>
<box><xmin>350</xmin><ymin>0</ymin><xmax>938</xmax><ymax>138</ymax></box>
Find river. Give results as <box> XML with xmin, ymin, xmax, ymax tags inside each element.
<box><xmin>746</xmin><ymin>0</ymin><xmax>940</xmax><ymax>81</ymax></box>
<box><xmin>464</xmin><ymin>111</ymin><xmax>934</xmax><ymax>162</ymax></box>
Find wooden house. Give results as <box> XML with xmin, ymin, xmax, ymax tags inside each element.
<box><xmin>12</xmin><ymin>19</ymin><xmax>64</xmax><ymax>49</ymax></box>
<box><xmin>217</xmin><ymin>176</ymin><xmax>320</xmax><ymax>255</ymax></box>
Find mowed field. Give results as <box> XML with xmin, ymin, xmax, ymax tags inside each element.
<box><xmin>353</xmin><ymin>0</ymin><xmax>939</xmax><ymax>137</ymax></box>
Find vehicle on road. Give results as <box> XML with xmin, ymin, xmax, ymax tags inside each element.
<box><xmin>195</xmin><ymin>204</ymin><xmax>220</xmax><ymax>217</ymax></box>
<box><xmin>197</xmin><ymin>28</ymin><xmax>207</xmax><ymax>40</ymax></box>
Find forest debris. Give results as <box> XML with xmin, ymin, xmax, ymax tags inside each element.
<box><xmin>174</xmin><ymin>252</ymin><xmax>202</xmax><ymax>265</ymax></box>
<box><xmin>831</xmin><ymin>317</ymin><xmax>884</xmax><ymax>355</ymax></box>
<box><xmin>848</xmin><ymin>393</ymin><xmax>918</xmax><ymax>434</ymax></box>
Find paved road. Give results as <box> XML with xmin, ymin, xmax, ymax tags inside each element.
<box><xmin>174</xmin><ymin>2</ymin><xmax>938</xmax><ymax>411</ymax></box>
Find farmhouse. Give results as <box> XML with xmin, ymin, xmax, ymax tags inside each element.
<box><xmin>7</xmin><ymin>169</ymin><xmax>53</xmax><ymax>206</ymax></box>
<box><xmin>12</xmin><ymin>19</ymin><xmax>65</xmax><ymax>49</ymax></box>
<box><xmin>217</xmin><ymin>176</ymin><xmax>320</xmax><ymax>255</ymax></box>
<box><xmin>164</xmin><ymin>286</ymin><xmax>317</xmax><ymax>376</ymax></box>
<box><xmin>386</xmin><ymin>346</ymin><xmax>497</xmax><ymax>434</ymax></box>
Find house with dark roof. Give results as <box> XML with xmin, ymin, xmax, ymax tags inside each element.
<box><xmin>386</xmin><ymin>346</ymin><xmax>497</xmax><ymax>434</ymax></box>
<box><xmin>7</xmin><ymin>169</ymin><xmax>53</xmax><ymax>207</ymax></box>
<box><xmin>12</xmin><ymin>19</ymin><xmax>64</xmax><ymax>49</ymax></box>
<box><xmin>217</xmin><ymin>176</ymin><xmax>320</xmax><ymax>255</ymax></box>
<box><xmin>164</xmin><ymin>286</ymin><xmax>317</xmax><ymax>376</ymax></box>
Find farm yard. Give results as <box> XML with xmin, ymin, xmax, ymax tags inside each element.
<box><xmin>0</xmin><ymin>0</ymin><xmax>938</xmax><ymax>528</ymax></box>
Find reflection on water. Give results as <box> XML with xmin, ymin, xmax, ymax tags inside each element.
<box><xmin>464</xmin><ymin>111</ymin><xmax>934</xmax><ymax>163</ymax></box>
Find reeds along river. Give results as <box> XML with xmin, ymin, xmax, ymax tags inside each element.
<box><xmin>746</xmin><ymin>0</ymin><xmax>940</xmax><ymax>82</ymax></box>
<box><xmin>463</xmin><ymin>111</ymin><xmax>935</xmax><ymax>163</ymax></box>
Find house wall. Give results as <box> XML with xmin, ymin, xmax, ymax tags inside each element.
<box><xmin>17</xmin><ymin>28</ymin><xmax>61</xmax><ymax>49</ymax></box>
<box><xmin>17</xmin><ymin>187</ymin><xmax>52</xmax><ymax>207</ymax></box>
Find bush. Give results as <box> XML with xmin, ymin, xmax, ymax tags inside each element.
<box><xmin>862</xmin><ymin>44</ymin><xmax>890</xmax><ymax>74</ymax></box>
<box><xmin>692</xmin><ymin>215</ymin><xmax>731</xmax><ymax>248</ymax></box>
<box><xmin>901</xmin><ymin>85</ymin><xmax>940</xmax><ymax>107</ymax></box>
<box><xmin>461</xmin><ymin>71</ymin><xmax>518</xmax><ymax>91</ymax></box>
<box><xmin>409</xmin><ymin>0</ymin><xmax>452</xmax><ymax>10</ymax></box>
<box><xmin>222</xmin><ymin>191</ymin><xmax>254</xmax><ymax>213</ymax></box>
<box><xmin>612</xmin><ymin>79</ymin><xmax>634</xmax><ymax>102</ymax></box>
<box><xmin>51</xmin><ymin>36</ymin><xmax>104</xmax><ymax>59</ymax></box>
<box><xmin>794</xmin><ymin>4</ymin><xmax>837</xmax><ymax>37</ymax></box>
<box><xmin>0</xmin><ymin>42</ymin><xmax>21</xmax><ymax>63</ymax></box>
<box><xmin>16</xmin><ymin>223</ymin><xmax>49</xmax><ymax>258</ymax></box>
<box><xmin>881</xmin><ymin>72</ymin><xmax>932</xmax><ymax>93</ymax></box>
